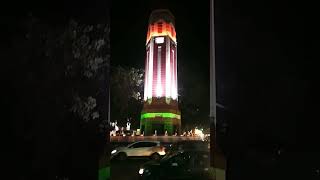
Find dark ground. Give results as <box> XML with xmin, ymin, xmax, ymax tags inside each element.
<box><xmin>110</xmin><ymin>141</ymin><xmax>226</xmax><ymax>180</ymax></box>
<box><xmin>110</xmin><ymin>142</ymin><xmax>155</xmax><ymax>180</ymax></box>
<box><xmin>111</xmin><ymin>158</ymin><xmax>148</xmax><ymax>180</ymax></box>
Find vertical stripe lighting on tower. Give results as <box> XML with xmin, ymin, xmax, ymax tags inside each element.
<box><xmin>141</xmin><ymin>9</ymin><xmax>181</xmax><ymax>136</ymax></box>
<box><xmin>144</xmin><ymin>10</ymin><xmax>178</xmax><ymax>101</ymax></box>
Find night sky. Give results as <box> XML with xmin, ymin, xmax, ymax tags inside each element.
<box><xmin>2</xmin><ymin>0</ymin><xmax>109</xmax><ymax>26</ymax></box>
<box><xmin>111</xmin><ymin>0</ymin><xmax>210</xmax><ymax>127</ymax></box>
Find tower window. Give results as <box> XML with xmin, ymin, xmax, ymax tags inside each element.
<box><xmin>155</xmin><ymin>37</ymin><xmax>164</xmax><ymax>44</ymax></box>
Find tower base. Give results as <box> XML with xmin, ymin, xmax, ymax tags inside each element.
<box><xmin>140</xmin><ymin>97</ymin><xmax>181</xmax><ymax>136</ymax></box>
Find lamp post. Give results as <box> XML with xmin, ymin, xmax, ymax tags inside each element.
<box><xmin>210</xmin><ymin>0</ymin><xmax>218</xmax><ymax>180</ymax></box>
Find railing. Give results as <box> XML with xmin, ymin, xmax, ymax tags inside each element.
<box><xmin>110</xmin><ymin>136</ymin><xmax>202</xmax><ymax>142</ymax></box>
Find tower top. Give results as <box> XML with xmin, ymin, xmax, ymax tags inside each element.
<box><xmin>149</xmin><ymin>9</ymin><xmax>175</xmax><ymax>26</ymax></box>
<box><xmin>146</xmin><ymin>9</ymin><xmax>177</xmax><ymax>44</ymax></box>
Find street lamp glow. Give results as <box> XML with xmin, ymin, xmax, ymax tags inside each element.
<box><xmin>195</xmin><ymin>128</ymin><xmax>205</xmax><ymax>140</ymax></box>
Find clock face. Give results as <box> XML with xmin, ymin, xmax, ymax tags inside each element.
<box><xmin>155</xmin><ymin>37</ymin><xmax>164</xmax><ymax>44</ymax></box>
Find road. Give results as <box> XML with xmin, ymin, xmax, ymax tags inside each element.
<box><xmin>110</xmin><ymin>140</ymin><xmax>226</xmax><ymax>180</ymax></box>
<box><xmin>111</xmin><ymin>157</ymin><xmax>225</xmax><ymax>180</ymax></box>
<box><xmin>111</xmin><ymin>136</ymin><xmax>202</xmax><ymax>143</ymax></box>
<box><xmin>111</xmin><ymin>158</ymin><xmax>149</xmax><ymax>180</ymax></box>
<box><xmin>110</xmin><ymin>142</ymin><xmax>150</xmax><ymax>180</ymax></box>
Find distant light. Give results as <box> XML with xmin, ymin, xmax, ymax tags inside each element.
<box><xmin>278</xmin><ymin>149</ymin><xmax>281</xmax><ymax>155</ymax></box>
<box><xmin>194</xmin><ymin>128</ymin><xmax>205</xmax><ymax>140</ymax></box>
<box><xmin>111</xmin><ymin>150</ymin><xmax>117</xmax><ymax>154</ymax></box>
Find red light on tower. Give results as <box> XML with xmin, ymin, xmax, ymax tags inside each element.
<box><xmin>141</xmin><ymin>9</ymin><xmax>181</xmax><ymax>136</ymax></box>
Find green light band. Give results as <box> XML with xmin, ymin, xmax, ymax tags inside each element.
<box><xmin>98</xmin><ymin>166</ymin><xmax>110</xmax><ymax>180</ymax></box>
<box><xmin>141</xmin><ymin>112</ymin><xmax>181</xmax><ymax>120</ymax></box>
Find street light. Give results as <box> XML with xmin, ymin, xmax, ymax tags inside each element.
<box><xmin>209</xmin><ymin>1</ymin><xmax>218</xmax><ymax>180</ymax></box>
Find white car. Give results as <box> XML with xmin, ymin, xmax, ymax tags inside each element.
<box><xmin>111</xmin><ymin>141</ymin><xmax>166</xmax><ymax>160</ymax></box>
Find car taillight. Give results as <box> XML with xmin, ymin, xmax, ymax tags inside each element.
<box><xmin>158</xmin><ymin>146</ymin><xmax>166</xmax><ymax>155</ymax></box>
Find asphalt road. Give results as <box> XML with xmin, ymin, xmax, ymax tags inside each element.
<box><xmin>110</xmin><ymin>154</ymin><xmax>225</xmax><ymax>180</ymax></box>
<box><xmin>111</xmin><ymin>158</ymin><xmax>149</xmax><ymax>180</ymax></box>
<box><xmin>109</xmin><ymin>141</ymin><xmax>226</xmax><ymax>180</ymax></box>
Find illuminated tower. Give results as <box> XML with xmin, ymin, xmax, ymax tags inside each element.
<box><xmin>141</xmin><ymin>9</ymin><xmax>181</xmax><ymax>135</ymax></box>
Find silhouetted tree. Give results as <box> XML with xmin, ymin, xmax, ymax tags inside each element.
<box><xmin>6</xmin><ymin>14</ymin><xmax>110</xmax><ymax>179</ymax></box>
<box><xmin>110</xmin><ymin>66</ymin><xmax>144</xmax><ymax>128</ymax></box>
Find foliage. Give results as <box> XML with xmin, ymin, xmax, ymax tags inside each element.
<box><xmin>64</xmin><ymin>20</ymin><xmax>110</xmax><ymax>130</ymax></box>
<box><xmin>67</xmin><ymin>20</ymin><xmax>110</xmax><ymax>79</ymax></box>
<box><xmin>110</xmin><ymin>66</ymin><xmax>144</xmax><ymax>126</ymax></box>
<box><xmin>7</xmin><ymin>14</ymin><xmax>110</xmax><ymax>179</ymax></box>
<box><xmin>70</xmin><ymin>95</ymin><xmax>99</xmax><ymax>122</ymax></box>
<box><xmin>111</xmin><ymin>66</ymin><xmax>144</xmax><ymax>99</ymax></box>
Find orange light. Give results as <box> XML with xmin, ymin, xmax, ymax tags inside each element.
<box><xmin>146</xmin><ymin>20</ymin><xmax>176</xmax><ymax>44</ymax></box>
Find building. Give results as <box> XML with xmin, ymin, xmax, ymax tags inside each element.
<box><xmin>140</xmin><ymin>9</ymin><xmax>181</xmax><ymax>136</ymax></box>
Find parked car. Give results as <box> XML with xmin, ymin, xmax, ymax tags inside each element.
<box><xmin>165</xmin><ymin>140</ymin><xmax>209</xmax><ymax>155</ymax></box>
<box><xmin>111</xmin><ymin>141</ymin><xmax>166</xmax><ymax>160</ymax></box>
<box><xmin>139</xmin><ymin>150</ymin><xmax>212</xmax><ymax>180</ymax></box>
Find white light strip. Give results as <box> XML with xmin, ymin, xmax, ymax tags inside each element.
<box><xmin>156</xmin><ymin>46</ymin><xmax>162</xmax><ymax>97</ymax></box>
<box><xmin>174</xmin><ymin>46</ymin><xmax>178</xmax><ymax>100</ymax></box>
<box><xmin>165</xmin><ymin>36</ymin><xmax>171</xmax><ymax>98</ymax></box>
<box><xmin>148</xmin><ymin>39</ymin><xmax>154</xmax><ymax>99</ymax></box>
<box><xmin>171</xmin><ymin>49</ymin><xmax>177</xmax><ymax>100</ymax></box>
<box><xmin>144</xmin><ymin>51</ymin><xmax>149</xmax><ymax>101</ymax></box>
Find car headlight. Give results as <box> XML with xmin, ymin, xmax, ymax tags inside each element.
<box><xmin>138</xmin><ymin>168</ymin><xmax>144</xmax><ymax>175</ymax></box>
<box><xmin>139</xmin><ymin>168</ymin><xmax>150</xmax><ymax>175</ymax></box>
<box><xmin>111</xmin><ymin>150</ymin><xmax>117</xmax><ymax>154</ymax></box>
<box><xmin>159</xmin><ymin>150</ymin><xmax>166</xmax><ymax>156</ymax></box>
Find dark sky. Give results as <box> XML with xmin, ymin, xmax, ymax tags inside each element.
<box><xmin>111</xmin><ymin>0</ymin><xmax>210</xmax><ymax>126</ymax></box>
<box><xmin>213</xmin><ymin>1</ymin><xmax>316</xmax><ymax>162</ymax></box>
<box><xmin>111</xmin><ymin>0</ymin><xmax>210</xmax><ymax>69</ymax></box>
<box><xmin>2</xmin><ymin>0</ymin><xmax>109</xmax><ymax>25</ymax></box>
